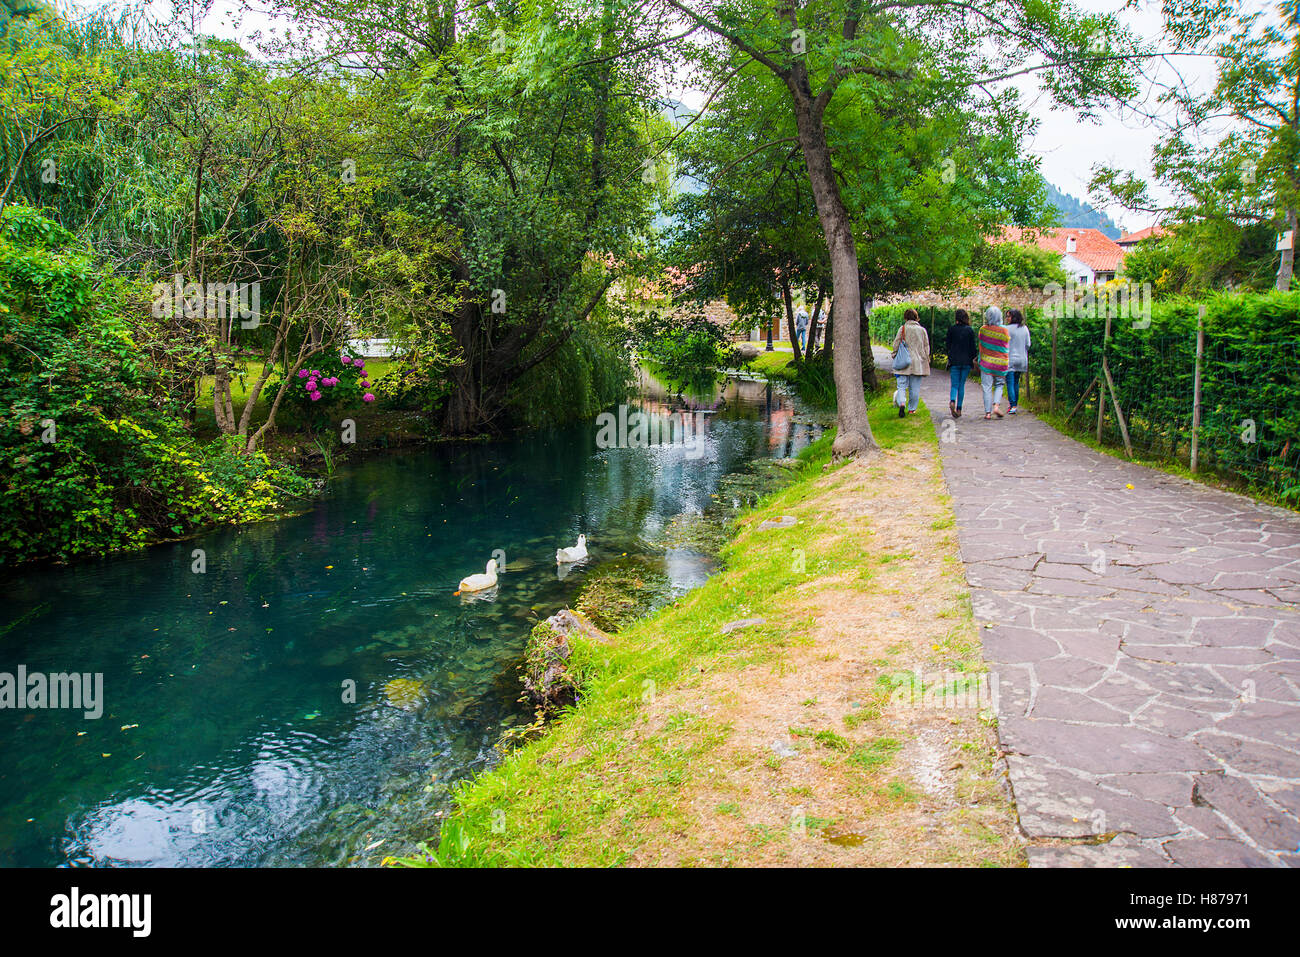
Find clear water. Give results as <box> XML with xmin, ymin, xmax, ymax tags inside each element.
<box><xmin>0</xmin><ymin>371</ymin><xmax>819</xmax><ymax>866</ymax></box>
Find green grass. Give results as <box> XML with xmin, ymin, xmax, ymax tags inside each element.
<box><xmin>746</xmin><ymin>350</ymin><xmax>838</xmax><ymax>407</ymax></box>
<box><xmin>386</xmin><ymin>389</ymin><xmax>939</xmax><ymax>867</ymax></box>
<box><xmin>849</xmin><ymin>737</ymin><xmax>902</xmax><ymax>771</ymax></box>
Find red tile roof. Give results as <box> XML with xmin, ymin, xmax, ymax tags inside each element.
<box><xmin>1117</xmin><ymin>225</ymin><xmax>1169</xmax><ymax>246</ymax></box>
<box><xmin>999</xmin><ymin>226</ymin><xmax>1126</xmax><ymax>273</ymax></box>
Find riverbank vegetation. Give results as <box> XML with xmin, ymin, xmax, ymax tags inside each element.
<box><xmin>1</xmin><ymin>3</ymin><xmax>665</xmax><ymax>562</ymax></box>
<box><xmin>392</xmin><ymin>391</ymin><xmax>1022</xmax><ymax>867</ymax></box>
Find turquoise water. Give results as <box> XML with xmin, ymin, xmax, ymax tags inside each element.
<box><xmin>0</xmin><ymin>372</ymin><xmax>818</xmax><ymax>867</ymax></box>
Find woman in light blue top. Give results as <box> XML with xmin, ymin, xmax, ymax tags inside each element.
<box><xmin>1005</xmin><ymin>309</ymin><xmax>1031</xmax><ymax>414</ymax></box>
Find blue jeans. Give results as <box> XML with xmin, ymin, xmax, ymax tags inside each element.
<box><xmin>894</xmin><ymin>374</ymin><xmax>922</xmax><ymax>412</ymax></box>
<box><xmin>949</xmin><ymin>365</ymin><xmax>971</xmax><ymax>408</ymax></box>
<box><xmin>797</xmin><ymin>328</ymin><xmax>806</xmax><ymax>348</ymax></box>
<box><xmin>1006</xmin><ymin>369</ymin><xmax>1023</xmax><ymax>407</ymax></box>
<box><xmin>980</xmin><ymin>372</ymin><xmax>1006</xmax><ymax>413</ymax></box>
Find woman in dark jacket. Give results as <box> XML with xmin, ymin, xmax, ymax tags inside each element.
<box><xmin>944</xmin><ymin>309</ymin><xmax>977</xmax><ymax>418</ymax></box>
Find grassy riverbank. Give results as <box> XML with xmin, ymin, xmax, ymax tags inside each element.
<box><xmin>747</xmin><ymin>350</ymin><xmax>837</xmax><ymax>406</ymax></box>
<box><xmin>394</xmin><ymin>391</ymin><xmax>1023</xmax><ymax>867</ymax></box>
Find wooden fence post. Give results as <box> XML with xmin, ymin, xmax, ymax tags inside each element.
<box><xmin>1102</xmin><ymin>356</ymin><xmax>1134</xmax><ymax>458</ymax></box>
<box><xmin>1191</xmin><ymin>305</ymin><xmax>1205</xmax><ymax>474</ymax></box>
<box><xmin>1096</xmin><ymin>313</ymin><xmax>1110</xmax><ymax>442</ymax></box>
<box><xmin>1050</xmin><ymin>311</ymin><xmax>1058</xmax><ymax>415</ymax></box>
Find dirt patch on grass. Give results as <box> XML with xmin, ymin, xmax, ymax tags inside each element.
<box><xmin>615</xmin><ymin>442</ymin><xmax>1023</xmax><ymax>866</ymax></box>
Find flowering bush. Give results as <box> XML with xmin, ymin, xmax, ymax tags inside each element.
<box><xmin>282</xmin><ymin>351</ymin><xmax>377</xmax><ymax>429</ymax></box>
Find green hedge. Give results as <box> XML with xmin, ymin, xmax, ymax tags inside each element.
<box><xmin>1032</xmin><ymin>292</ymin><xmax>1300</xmax><ymax>496</ymax></box>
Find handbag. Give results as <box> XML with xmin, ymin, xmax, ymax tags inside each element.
<box><xmin>892</xmin><ymin>338</ymin><xmax>911</xmax><ymax>371</ymax></box>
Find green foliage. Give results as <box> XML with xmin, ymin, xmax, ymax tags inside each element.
<box><xmin>1034</xmin><ymin>291</ymin><xmax>1300</xmax><ymax>495</ymax></box>
<box><xmin>750</xmin><ymin>349</ymin><xmax>838</xmax><ymax>407</ymax></box>
<box><xmin>1093</xmin><ymin>2</ymin><xmax>1300</xmax><ymax>291</ymax></box>
<box><xmin>274</xmin><ymin>352</ymin><xmax>372</xmax><ymax>433</ymax></box>
<box><xmin>0</xmin><ymin>206</ymin><xmax>310</xmax><ymax>563</ymax></box>
<box><xmin>629</xmin><ymin>306</ymin><xmax>733</xmax><ymax>386</ymax></box>
<box><xmin>967</xmin><ymin>242</ymin><xmax>1068</xmax><ymax>288</ymax></box>
<box><xmin>506</xmin><ymin>319</ymin><xmax>633</xmax><ymax>429</ymax></box>
<box><xmin>1119</xmin><ymin>225</ymin><xmax>1279</xmax><ymax>297</ymax></box>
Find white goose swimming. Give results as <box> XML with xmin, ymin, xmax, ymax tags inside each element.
<box><xmin>457</xmin><ymin>558</ymin><xmax>498</xmax><ymax>593</ymax></box>
<box><xmin>556</xmin><ymin>534</ymin><xmax>588</xmax><ymax>564</ymax></box>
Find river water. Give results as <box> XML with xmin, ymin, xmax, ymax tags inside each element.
<box><xmin>0</xmin><ymin>370</ymin><xmax>819</xmax><ymax>866</ymax></box>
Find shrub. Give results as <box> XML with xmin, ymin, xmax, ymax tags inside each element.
<box><xmin>0</xmin><ymin>206</ymin><xmax>311</xmax><ymax>564</ymax></box>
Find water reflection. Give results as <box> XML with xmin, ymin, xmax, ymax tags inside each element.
<box><xmin>0</xmin><ymin>370</ymin><xmax>820</xmax><ymax>867</ymax></box>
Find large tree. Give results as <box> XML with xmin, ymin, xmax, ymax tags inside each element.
<box><xmin>647</xmin><ymin>0</ymin><xmax>1138</xmax><ymax>457</ymax></box>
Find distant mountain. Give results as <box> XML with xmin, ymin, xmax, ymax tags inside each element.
<box><xmin>1046</xmin><ymin>183</ymin><xmax>1121</xmax><ymax>239</ymax></box>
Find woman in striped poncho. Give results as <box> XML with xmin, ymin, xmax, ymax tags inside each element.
<box><xmin>977</xmin><ymin>307</ymin><xmax>1009</xmax><ymax>419</ymax></box>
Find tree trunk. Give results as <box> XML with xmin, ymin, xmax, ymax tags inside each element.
<box><xmin>860</xmin><ymin>290</ymin><xmax>878</xmax><ymax>392</ymax></box>
<box><xmin>780</xmin><ymin>273</ymin><xmax>802</xmax><ymax>362</ymax></box>
<box><xmin>807</xmin><ymin>284</ymin><xmax>825</xmax><ymax>359</ymax></box>
<box><xmin>789</xmin><ymin>88</ymin><xmax>875</xmax><ymax>458</ymax></box>
<box><xmin>212</xmin><ymin>317</ymin><xmax>236</xmax><ymax>435</ymax></box>
<box><xmin>1277</xmin><ymin>208</ymin><xmax>1297</xmax><ymax>291</ymax></box>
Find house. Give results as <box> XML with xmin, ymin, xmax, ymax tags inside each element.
<box><xmin>1000</xmin><ymin>226</ymin><xmax>1127</xmax><ymax>285</ymax></box>
<box><xmin>1116</xmin><ymin>225</ymin><xmax>1169</xmax><ymax>249</ymax></box>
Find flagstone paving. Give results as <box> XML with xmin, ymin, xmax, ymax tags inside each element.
<box><xmin>910</xmin><ymin>366</ymin><xmax>1300</xmax><ymax>867</ymax></box>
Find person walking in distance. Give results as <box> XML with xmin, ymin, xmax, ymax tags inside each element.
<box><xmin>890</xmin><ymin>308</ymin><xmax>931</xmax><ymax>417</ymax></box>
<box><xmin>1005</xmin><ymin>308</ymin><xmax>1031</xmax><ymax>414</ymax></box>
<box><xmin>795</xmin><ymin>302</ymin><xmax>809</xmax><ymax>351</ymax></box>
<box><xmin>944</xmin><ymin>308</ymin><xmax>976</xmax><ymax>418</ymax></box>
<box><xmin>977</xmin><ymin>306</ymin><xmax>1010</xmax><ymax>420</ymax></box>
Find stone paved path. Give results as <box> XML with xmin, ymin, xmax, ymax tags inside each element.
<box><xmin>896</xmin><ymin>357</ymin><xmax>1300</xmax><ymax>866</ymax></box>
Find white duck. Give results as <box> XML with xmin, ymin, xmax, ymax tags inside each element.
<box><xmin>556</xmin><ymin>534</ymin><xmax>588</xmax><ymax>564</ymax></box>
<box><xmin>457</xmin><ymin>558</ymin><xmax>498</xmax><ymax>593</ymax></box>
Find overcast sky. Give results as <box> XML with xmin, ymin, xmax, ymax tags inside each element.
<box><xmin>1017</xmin><ymin>0</ymin><xmax>1217</xmax><ymax>233</ymax></box>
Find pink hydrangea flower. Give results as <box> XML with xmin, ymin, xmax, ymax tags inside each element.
<box><xmin>310</xmin><ymin>391</ymin><xmax>322</xmax><ymax>401</ymax></box>
<box><xmin>360</xmin><ymin>379</ymin><xmax>369</xmax><ymax>387</ymax></box>
<box><xmin>306</xmin><ymin>379</ymin><xmax>318</xmax><ymax>391</ymax></box>
<box><xmin>297</xmin><ymin>369</ymin><xmax>308</xmax><ymax>378</ymax></box>
<box><xmin>341</xmin><ymin>356</ymin><xmax>352</xmax><ymax>365</ymax></box>
<box><xmin>363</xmin><ymin>393</ymin><xmax>375</xmax><ymax>403</ymax></box>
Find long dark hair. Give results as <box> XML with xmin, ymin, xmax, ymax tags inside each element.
<box><xmin>1007</xmin><ymin>308</ymin><xmax>1024</xmax><ymax>326</ymax></box>
<box><xmin>954</xmin><ymin>308</ymin><xmax>970</xmax><ymax>326</ymax></box>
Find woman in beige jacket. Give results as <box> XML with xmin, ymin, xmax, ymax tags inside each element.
<box><xmin>890</xmin><ymin>308</ymin><xmax>931</xmax><ymax>417</ymax></box>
